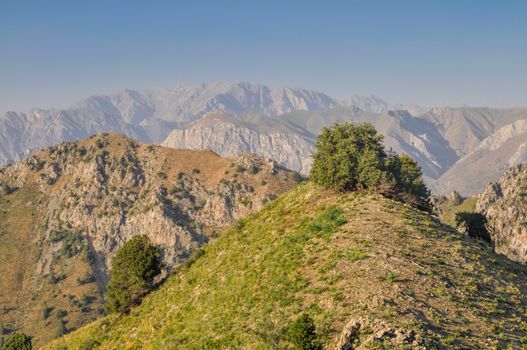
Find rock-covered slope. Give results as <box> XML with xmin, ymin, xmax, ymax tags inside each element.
<box><xmin>477</xmin><ymin>164</ymin><xmax>527</xmax><ymax>263</ymax></box>
<box><xmin>0</xmin><ymin>133</ymin><xmax>298</xmax><ymax>347</ymax></box>
<box><xmin>45</xmin><ymin>183</ymin><xmax>527</xmax><ymax>350</ymax></box>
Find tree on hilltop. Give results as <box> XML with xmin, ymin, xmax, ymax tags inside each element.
<box><xmin>310</xmin><ymin>122</ymin><xmax>430</xmax><ymax>210</ymax></box>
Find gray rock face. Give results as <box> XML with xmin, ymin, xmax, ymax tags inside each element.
<box><xmin>0</xmin><ymin>82</ymin><xmax>338</xmax><ymax>165</ymax></box>
<box><xmin>161</xmin><ymin>105</ymin><xmax>527</xmax><ymax>195</ymax></box>
<box><xmin>162</xmin><ymin>113</ymin><xmax>315</xmax><ymax>174</ymax></box>
<box><xmin>433</xmin><ymin>118</ymin><xmax>527</xmax><ymax>195</ymax></box>
<box><xmin>477</xmin><ymin>164</ymin><xmax>527</xmax><ymax>263</ymax></box>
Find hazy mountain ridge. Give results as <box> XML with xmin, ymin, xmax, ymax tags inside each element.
<box><xmin>2</xmin><ymin>82</ymin><xmax>527</xmax><ymax>195</ymax></box>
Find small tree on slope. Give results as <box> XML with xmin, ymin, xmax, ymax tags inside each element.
<box><xmin>105</xmin><ymin>235</ymin><xmax>161</xmax><ymax>313</ymax></box>
<box><xmin>1</xmin><ymin>332</ymin><xmax>32</xmax><ymax>350</ymax></box>
<box><xmin>287</xmin><ymin>314</ymin><xmax>323</xmax><ymax>350</ymax></box>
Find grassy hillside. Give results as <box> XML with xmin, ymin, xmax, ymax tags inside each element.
<box><xmin>44</xmin><ymin>183</ymin><xmax>527</xmax><ymax>349</ymax></box>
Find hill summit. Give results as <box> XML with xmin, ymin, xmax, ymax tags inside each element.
<box><xmin>44</xmin><ymin>183</ymin><xmax>527</xmax><ymax>349</ymax></box>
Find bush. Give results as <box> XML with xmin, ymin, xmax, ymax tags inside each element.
<box><xmin>455</xmin><ymin>212</ymin><xmax>491</xmax><ymax>242</ymax></box>
<box><xmin>77</xmin><ymin>272</ymin><xmax>96</xmax><ymax>285</ymax></box>
<box><xmin>56</xmin><ymin>309</ymin><xmax>68</xmax><ymax>318</ymax></box>
<box><xmin>105</xmin><ymin>235</ymin><xmax>161</xmax><ymax>313</ymax></box>
<box><xmin>310</xmin><ymin>122</ymin><xmax>430</xmax><ymax>210</ymax></box>
<box><xmin>0</xmin><ymin>183</ymin><xmax>16</xmax><ymax>196</ymax></box>
<box><xmin>287</xmin><ymin>314</ymin><xmax>322</xmax><ymax>350</ymax></box>
<box><xmin>1</xmin><ymin>332</ymin><xmax>32</xmax><ymax>350</ymax></box>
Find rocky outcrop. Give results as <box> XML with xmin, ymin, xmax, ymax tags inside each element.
<box><xmin>476</xmin><ymin>164</ymin><xmax>527</xmax><ymax>263</ymax></box>
<box><xmin>0</xmin><ymin>132</ymin><xmax>298</xmax><ymax>346</ymax></box>
<box><xmin>334</xmin><ymin>317</ymin><xmax>427</xmax><ymax>350</ymax></box>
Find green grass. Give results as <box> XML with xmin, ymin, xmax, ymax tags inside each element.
<box><xmin>43</xmin><ymin>183</ymin><xmax>527</xmax><ymax>350</ymax></box>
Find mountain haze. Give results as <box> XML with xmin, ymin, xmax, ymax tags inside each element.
<box><xmin>1</xmin><ymin>82</ymin><xmax>527</xmax><ymax>195</ymax></box>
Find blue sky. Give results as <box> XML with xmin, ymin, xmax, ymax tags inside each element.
<box><xmin>0</xmin><ymin>0</ymin><xmax>526</xmax><ymax>113</ymax></box>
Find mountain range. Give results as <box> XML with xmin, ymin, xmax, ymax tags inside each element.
<box><xmin>2</xmin><ymin>82</ymin><xmax>527</xmax><ymax>195</ymax></box>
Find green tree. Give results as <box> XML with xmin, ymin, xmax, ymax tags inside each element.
<box><xmin>310</xmin><ymin>122</ymin><xmax>430</xmax><ymax>210</ymax></box>
<box><xmin>1</xmin><ymin>332</ymin><xmax>32</xmax><ymax>350</ymax></box>
<box><xmin>287</xmin><ymin>314</ymin><xmax>322</xmax><ymax>350</ymax></box>
<box><xmin>105</xmin><ymin>235</ymin><xmax>161</xmax><ymax>313</ymax></box>
<box><xmin>311</xmin><ymin>122</ymin><xmax>385</xmax><ymax>191</ymax></box>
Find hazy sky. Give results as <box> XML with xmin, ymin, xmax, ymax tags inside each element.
<box><xmin>1</xmin><ymin>0</ymin><xmax>526</xmax><ymax>113</ymax></box>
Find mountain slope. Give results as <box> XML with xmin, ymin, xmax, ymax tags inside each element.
<box><xmin>434</xmin><ymin>119</ymin><xmax>527</xmax><ymax>195</ymax></box>
<box><xmin>3</xmin><ymin>83</ymin><xmax>527</xmax><ymax>195</ymax></box>
<box><xmin>0</xmin><ymin>133</ymin><xmax>298</xmax><ymax>347</ymax></box>
<box><xmin>162</xmin><ymin>113</ymin><xmax>316</xmax><ymax>174</ymax></box>
<box><xmin>44</xmin><ymin>184</ymin><xmax>527</xmax><ymax>350</ymax></box>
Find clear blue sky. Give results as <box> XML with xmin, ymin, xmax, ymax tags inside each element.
<box><xmin>1</xmin><ymin>0</ymin><xmax>526</xmax><ymax>113</ymax></box>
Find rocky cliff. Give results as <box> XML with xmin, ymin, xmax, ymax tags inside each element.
<box><xmin>476</xmin><ymin>164</ymin><xmax>527</xmax><ymax>263</ymax></box>
<box><xmin>0</xmin><ymin>132</ymin><xmax>298</xmax><ymax>347</ymax></box>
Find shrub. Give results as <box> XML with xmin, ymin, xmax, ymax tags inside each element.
<box><xmin>455</xmin><ymin>212</ymin><xmax>491</xmax><ymax>242</ymax></box>
<box><xmin>0</xmin><ymin>183</ymin><xmax>16</xmax><ymax>196</ymax></box>
<box><xmin>2</xmin><ymin>332</ymin><xmax>32</xmax><ymax>350</ymax></box>
<box><xmin>95</xmin><ymin>139</ymin><xmax>107</xmax><ymax>149</ymax></box>
<box><xmin>54</xmin><ymin>319</ymin><xmax>66</xmax><ymax>338</ymax></box>
<box><xmin>191</xmin><ymin>168</ymin><xmax>200</xmax><ymax>174</ymax></box>
<box><xmin>287</xmin><ymin>314</ymin><xmax>322</xmax><ymax>350</ymax></box>
<box><xmin>292</xmin><ymin>172</ymin><xmax>304</xmax><ymax>183</ymax></box>
<box><xmin>77</xmin><ymin>272</ymin><xmax>96</xmax><ymax>285</ymax></box>
<box><xmin>105</xmin><ymin>235</ymin><xmax>161</xmax><ymax>313</ymax></box>
<box><xmin>56</xmin><ymin>309</ymin><xmax>68</xmax><ymax>318</ymax></box>
<box><xmin>310</xmin><ymin>122</ymin><xmax>430</xmax><ymax>210</ymax></box>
